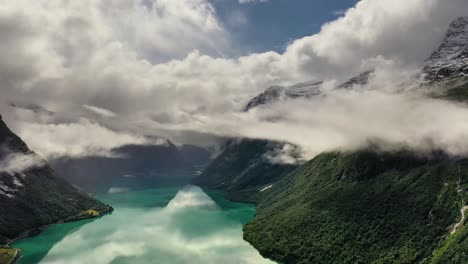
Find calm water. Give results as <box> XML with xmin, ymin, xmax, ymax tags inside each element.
<box><xmin>12</xmin><ymin>185</ymin><xmax>272</xmax><ymax>264</ymax></box>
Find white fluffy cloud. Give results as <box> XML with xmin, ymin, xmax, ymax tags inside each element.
<box><xmin>0</xmin><ymin>0</ymin><xmax>467</xmax><ymax>159</ymax></box>
<box><xmin>83</xmin><ymin>105</ymin><xmax>117</xmax><ymax>118</ymax></box>
<box><xmin>0</xmin><ymin>152</ymin><xmax>46</xmax><ymax>174</ymax></box>
<box><xmin>13</xmin><ymin>119</ymin><xmax>166</xmax><ymax>159</ymax></box>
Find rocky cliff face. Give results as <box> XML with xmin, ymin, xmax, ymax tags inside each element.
<box><xmin>424</xmin><ymin>17</ymin><xmax>468</xmax><ymax>81</ymax></box>
<box><xmin>0</xmin><ymin>114</ymin><xmax>112</xmax><ymax>244</ymax></box>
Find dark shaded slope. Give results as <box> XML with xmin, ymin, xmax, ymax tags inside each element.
<box><xmin>178</xmin><ymin>144</ymin><xmax>212</xmax><ymax>166</ymax></box>
<box><xmin>194</xmin><ymin>139</ymin><xmax>296</xmax><ymax>202</ymax></box>
<box><xmin>0</xmin><ymin>114</ymin><xmax>112</xmax><ymax>244</ymax></box>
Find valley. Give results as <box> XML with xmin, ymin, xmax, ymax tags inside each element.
<box><xmin>0</xmin><ymin>3</ymin><xmax>467</xmax><ymax>264</ymax></box>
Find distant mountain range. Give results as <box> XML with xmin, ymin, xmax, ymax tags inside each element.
<box><xmin>178</xmin><ymin>144</ymin><xmax>213</xmax><ymax>167</ymax></box>
<box><xmin>193</xmin><ymin>139</ymin><xmax>296</xmax><ymax>202</ymax></box>
<box><xmin>52</xmin><ymin>141</ymin><xmax>194</xmax><ymax>192</ymax></box>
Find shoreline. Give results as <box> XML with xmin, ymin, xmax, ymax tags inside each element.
<box><xmin>2</xmin><ymin>207</ymin><xmax>113</xmax><ymax>263</ymax></box>
<box><xmin>5</xmin><ymin>206</ymin><xmax>114</xmax><ymax>246</ymax></box>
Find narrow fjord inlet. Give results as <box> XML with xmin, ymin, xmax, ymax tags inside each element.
<box><xmin>12</xmin><ymin>186</ymin><xmax>272</xmax><ymax>264</ymax></box>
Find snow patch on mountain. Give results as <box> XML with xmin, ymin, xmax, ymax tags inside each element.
<box><xmin>0</xmin><ymin>152</ymin><xmax>46</xmax><ymax>198</ymax></box>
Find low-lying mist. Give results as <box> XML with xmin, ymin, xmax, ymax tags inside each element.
<box><xmin>154</xmin><ymin>79</ymin><xmax>468</xmax><ymax>162</ymax></box>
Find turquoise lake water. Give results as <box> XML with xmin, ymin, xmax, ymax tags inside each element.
<box><xmin>12</xmin><ymin>185</ymin><xmax>273</xmax><ymax>264</ymax></box>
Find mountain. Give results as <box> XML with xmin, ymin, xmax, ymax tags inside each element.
<box><xmin>198</xmin><ymin>16</ymin><xmax>468</xmax><ymax>205</ymax></box>
<box><xmin>178</xmin><ymin>144</ymin><xmax>213</xmax><ymax>166</ymax></box>
<box><xmin>0</xmin><ymin>114</ymin><xmax>112</xmax><ymax>244</ymax></box>
<box><xmin>242</xmin><ymin>17</ymin><xmax>468</xmax><ymax>264</ymax></box>
<box><xmin>245</xmin><ymin>71</ymin><xmax>374</xmax><ymax>111</ymax></box>
<box><xmin>424</xmin><ymin>17</ymin><xmax>468</xmax><ymax>81</ymax></box>
<box><xmin>195</xmin><ymin>71</ymin><xmax>373</xmax><ymax>202</ymax></box>
<box><xmin>193</xmin><ymin>139</ymin><xmax>296</xmax><ymax>202</ymax></box>
<box><xmin>336</xmin><ymin>71</ymin><xmax>374</xmax><ymax>89</ymax></box>
<box><xmin>244</xmin><ymin>151</ymin><xmax>467</xmax><ymax>263</ymax></box>
<box><xmin>424</xmin><ymin>16</ymin><xmax>468</xmax><ymax>102</ymax></box>
<box><xmin>52</xmin><ymin>141</ymin><xmax>193</xmax><ymax>192</ymax></box>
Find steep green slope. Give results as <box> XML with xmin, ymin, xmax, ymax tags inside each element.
<box><xmin>194</xmin><ymin>139</ymin><xmax>296</xmax><ymax>202</ymax></box>
<box><xmin>244</xmin><ymin>151</ymin><xmax>467</xmax><ymax>264</ymax></box>
<box><xmin>0</xmin><ymin>114</ymin><xmax>112</xmax><ymax>244</ymax></box>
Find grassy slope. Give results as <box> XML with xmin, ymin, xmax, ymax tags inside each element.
<box><xmin>244</xmin><ymin>152</ymin><xmax>467</xmax><ymax>264</ymax></box>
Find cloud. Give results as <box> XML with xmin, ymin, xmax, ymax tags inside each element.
<box><xmin>263</xmin><ymin>143</ymin><xmax>304</xmax><ymax>165</ymax></box>
<box><xmin>0</xmin><ymin>150</ymin><xmax>46</xmax><ymax>198</ymax></box>
<box><xmin>83</xmin><ymin>105</ymin><xmax>117</xmax><ymax>118</ymax></box>
<box><xmin>13</xmin><ymin>119</ymin><xmax>163</xmax><ymax>159</ymax></box>
<box><xmin>153</xmin><ymin>68</ymin><xmax>468</xmax><ymax>159</ymax></box>
<box><xmin>281</xmin><ymin>0</ymin><xmax>468</xmax><ymax>80</ymax></box>
<box><xmin>39</xmin><ymin>186</ymin><xmax>273</xmax><ymax>264</ymax></box>
<box><xmin>166</xmin><ymin>185</ymin><xmax>218</xmax><ymax>211</ymax></box>
<box><xmin>0</xmin><ymin>0</ymin><xmax>468</xmax><ymax>159</ymax></box>
<box><xmin>0</xmin><ymin>152</ymin><xmax>46</xmax><ymax>174</ymax></box>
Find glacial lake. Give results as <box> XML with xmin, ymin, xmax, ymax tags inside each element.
<box><xmin>12</xmin><ymin>185</ymin><xmax>273</xmax><ymax>264</ymax></box>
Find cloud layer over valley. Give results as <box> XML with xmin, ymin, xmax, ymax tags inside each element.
<box><xmin>1</xmin><ymin>0</ymin><xmax>468</xmax><ymax>161</ymax></box>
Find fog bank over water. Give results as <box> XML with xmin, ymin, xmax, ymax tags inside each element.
<box><xmin>27</xmin><ymin>186</ymin><xmax>272</xmax><ymax>264</ymax></box>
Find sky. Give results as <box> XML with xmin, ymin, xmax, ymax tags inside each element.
<box><xmin>210</xmin><ymin>0</ymin><xmax>359</xmax><ymax>54</ymax></box>
<box><xmin>1</xmin><ymin>0</ymin><xmax>468</xmax><ymax>162</ymax></box>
